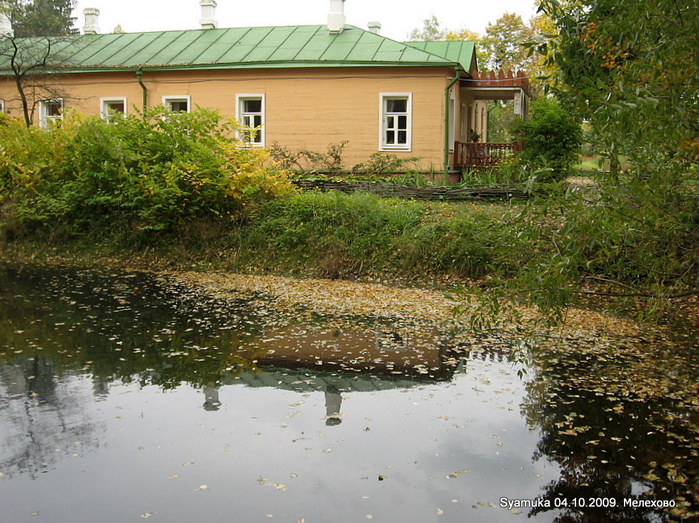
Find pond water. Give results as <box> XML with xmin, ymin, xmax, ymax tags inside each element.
<box><xmin>0</xmin><ymin>264</ymin><xmax>696</xmax><ymax>522</ymax></box>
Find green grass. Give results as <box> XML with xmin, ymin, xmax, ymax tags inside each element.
<box><xmin>225</xmin><ymin>191</ymin><xmax>524</xmax><ymax>281</ymax></box>
<box><xmin>2</xmin><ymin>191</ymin><xmax>528</xmax><ymax>284</ymax></box>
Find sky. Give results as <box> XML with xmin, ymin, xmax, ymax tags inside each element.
<box><xmin>72</xmin><ymin>0</ymin><xmax>539</xmax><ymax>40</ymax></box>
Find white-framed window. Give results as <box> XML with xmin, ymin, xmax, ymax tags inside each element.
<box><xmin>162</xmin><ymin>95</ymin><xmax>191</xmax><ymax>113</ymax></box>
<box><xmin>38</xmin><ymin>98</ymin><xmax>63</xmax><ymax>128</ymax></box>
<box><xmin>379</xmin><ymin>93</ymin><xmax>412</xmax><ymax>151</ymax></box>
<box><xmin>236</xmin><ymin>94</ymin><xmax>265</xmax><ymax>147</ymax></box>
<box><xmin>0</xmin><ymin>99</ymin><xmax>5</xmax><ymax>113</ymax></box>
<box><xmin>100</xmin><ymin>97</ymin><xmax>127</xmax><ymax>122</ymax></box>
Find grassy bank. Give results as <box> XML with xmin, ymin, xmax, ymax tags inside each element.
<box><xmin>0</xmin><ymin>109</ymin><xmax>534</xmax><ymax>287</ymax></box>
<box><xmin>1</xmin><ymin>191</ymin><xmax>530</xmax><ymax>286</ymax></box>
<box><xmin>1</xmin><ymin>109</ymin><xmax>696</xmax><ymax>327</ymax></box>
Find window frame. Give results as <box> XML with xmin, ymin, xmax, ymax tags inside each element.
<box><xmin>379</xmin><ymin>92</ymin><xmax>412</xmax><ymax>152</ymax></box>
<box><xmin>235</xmin><ymin>93</ymin><xmax>266</xmax><ymax>147</ymax></box>
<box><xmin>162</xmin><ymin>95</ymin><xmax>191</xmax><ymax>113</ymax></box>
<box><xmin>100</xmin><ymin>96</ymin><xmax>128</xmax><ymax>122</ymax></box>
<box><xmin>38</xmin><ymin>98</ymin><xmax>64</xmax><ymax>128</ymax></box>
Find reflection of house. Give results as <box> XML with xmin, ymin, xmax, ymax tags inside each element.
<box><xmin>254</xmin><ymin>324</ymin><xmax>449</xmax><ymax>379</ymax></box>
<box><xmin>0</xmin><ymin>1</ymin><xmax>529</xmax><ymax>171</ymax></box>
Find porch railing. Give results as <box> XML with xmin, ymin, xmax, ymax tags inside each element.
<box><xmin>454</xmin><ymin>141</ymin><xmax>523</xmax><ymax>169</ymax></box>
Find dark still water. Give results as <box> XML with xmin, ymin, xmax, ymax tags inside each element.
<box><xmin>0</xmin><ymin>264</ymin><xmax>696</xmax><ymax>522</ymax></box>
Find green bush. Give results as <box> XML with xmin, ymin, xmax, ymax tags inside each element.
<box><xmin>351</xmin><ymin>152</ymin><xmax>420</xmax><ymax>175</ymax></box>
<box><xmin>513</xmin><ymin>98</ymin><xmax>583</xmax><ymax>180</ymax></box>
<box><xmin>0</xmin><ymin>108</ymin><xmax>296</xmax><ymax>235</ymax></box>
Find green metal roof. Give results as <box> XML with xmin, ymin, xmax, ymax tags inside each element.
<box><xmin>0</xmin><ymin>25</ymin><xmax>464</xmax><ymax>73</ymax></box>
<box><xmin>404</xmin><ymin>41</ymin><xmax>476</xmax><ymax>75</ymax></box>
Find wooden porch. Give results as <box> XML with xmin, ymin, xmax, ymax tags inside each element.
<box><xmin>453</xmin><ymin>141</ymin><xmax>523</xmax><ymax>169</ymax></box>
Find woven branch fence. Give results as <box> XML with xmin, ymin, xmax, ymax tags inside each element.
<box><xmin>292</xmin><ymin>179</ymin><xmax>532</xmax><ymax>201</ymax></box>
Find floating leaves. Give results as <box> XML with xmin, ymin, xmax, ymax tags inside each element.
<box><xmin>257</xmin><ymin>477</ymin><xmax>288</xmax><ymax>491</ymax></box>
<box><xmin>2</xmin><ymin>263</ymin><xmax>697</xmax><ymax>522</ymax></box>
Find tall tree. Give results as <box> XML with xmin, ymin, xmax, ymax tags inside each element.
<box><xmin>492</xmin><ymin>0</ymin><xmax>699</xmax><ymax>320</ymax></box>
<box><xmin>480</xmin><ymin>13</ymin><xmax>534</xmax><ymax>71</ymax></box>
<box><xmin>537</xmin><ymin>0</ymin><xmax>699</xmax><ymax>171</ymax></box>
<box><xmin>0</xmin><ymin>0</ymin><xmax>77</xmax><ymax>125</ymax></box>
<box><xmin>5</xmin><ymin>0</ymin><xmax>76</xmax><ymax>37</ymax></box>
<box><xmin>407</xmin><ymin>15</ymin><xmax>446</xmax><ymax>41</ymax></box>
<box><xmin>450</xmin><ymin>1</ymin><xmax>697</xmax><ymax>327</ymax></box>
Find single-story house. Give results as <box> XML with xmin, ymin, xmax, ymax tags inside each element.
<box><xmin>0</xmin><ymin>0</ymin><xmax>530</xmax><ymax>170</ymax></box>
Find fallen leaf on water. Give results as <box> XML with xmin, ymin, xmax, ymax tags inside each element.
<box><xmin>195</xmin><ymin>485</ymin><xmax>209</xmax><ymax>491</ymax></box>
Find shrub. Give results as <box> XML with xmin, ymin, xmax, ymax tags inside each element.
<box><xmin>351</xmin><ymin>152</ymin><xmax>420</xmax><ymax>175</ymax></box>
<box><xmin>512</xmin><ymin>98</ymin><xmax>582</xmax><ymax>180</ymax></box>
<box><xmin>0</xmin><ymin>108</ymin><xmax>296</xmax><ymax>235</ymax></box>
<box><xmin>269</xmin><ymin>141</ymin><xmax>348</xmax><ymax>172</ymax></box>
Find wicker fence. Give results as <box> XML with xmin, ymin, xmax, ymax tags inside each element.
<box><xmin>292</xmin><ymin>179</ymin><xmax>531</xmax><ymax>201</ymax></box>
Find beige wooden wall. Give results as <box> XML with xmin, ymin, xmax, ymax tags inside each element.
<box><xmin>0</xmin><ymin>66</ymin><xmax>456</xmax><ymax>170</ymax></box>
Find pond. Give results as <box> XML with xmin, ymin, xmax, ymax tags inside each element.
<box><xmin>0</xmin><ymin>264</ymin><xmax>696</xmax><ymax>522</ymax></box>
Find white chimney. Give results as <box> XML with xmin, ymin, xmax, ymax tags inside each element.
<box><xmin>0</xmin><ymin>1</ymin><xmax>13</xmax><ymax>37</ymax></box>
<box><xmin>200</xmin><ymin>0</ymin><xmax>217</xmax><ymax>29</ymax></box>
<box><xmin>327</xmin><ymin>0</ymin><xmax>346</xmax><ymax>34</ymax></box>
<box><xmin>368</xmin><ymin>21</ymin><xmax>381</xmax><ymax>35</ymax></box>
<box><xmin>83</xmin><ymin>8</ymin><xmax>100</xmax><ymax>35</ymax></box>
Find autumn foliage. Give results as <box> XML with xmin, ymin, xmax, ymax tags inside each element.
<box><xmin>0</xmin><ymin>108</ymin><xmax>296</xmax><ymax>237</ymax></box>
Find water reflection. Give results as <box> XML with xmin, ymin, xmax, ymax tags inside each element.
<box><xmin>522</xmin><ymin>340</ymin><xmax>699</xmax><ymax>521</ymax></box>
<box><xmin>202</xmin><ymin>385</ymin><xmax>221</xmax><ymax>411</ymax></box>
<box><xmin>0</xmin><ymin>356</ymin><xmax>102</xmax><ymax>480</ymax></box>
<box><xmin>0</xmin><ymin>263</ymin><xmax>696</xmax><ymax>521</ymax></box>
<box><xmin>324</xmin><ymin>388</ymin><xmax>342</xmax><ymax>425</ymax></box>
<box><xmin>0</xmin><ymin>264</ymin><xmax>465</xmax><ymax>475</ymax></box>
